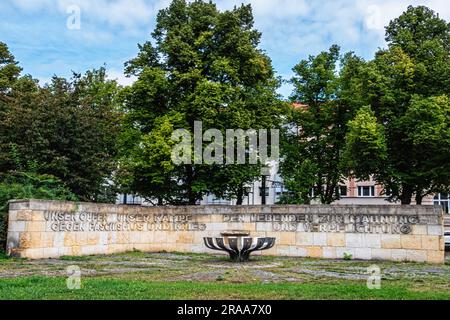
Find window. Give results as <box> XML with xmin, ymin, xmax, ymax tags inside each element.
<box><xmin>275</xmin><ymin>186</ymin><xmax>283</xmax><ymax>195</ymax></box>
<box><xmin>211</xmin><ymin>198</ymin><xmax>231</xmax><ymax>205</ymax></box>
<box><xmin>259</xmin><ymin>187</ymin><xmax>269</xmax><ymax>197</ymax></box>
<box><xmin>339</xmin><ymin>186</ymin><xmax>348</xmax><ymax>197</ymax></box>
<box><xmin>434</xmin><ymin>193</ymin><xmax>450</xmax><ymax>214</ymax></box>
<box><xmin>358</xmin><ymin>186</ymin><xmax>375</xmax><ymax>197</ymax></box>
<box><xmin>274</xmin><ymin>181</ymin><xmax>285</xmax><ymax>196</ymax></box>
<box><xmin>121</xmin><ymin>194</ymin><xmax>142</xmax><ymax>205</ymax></box>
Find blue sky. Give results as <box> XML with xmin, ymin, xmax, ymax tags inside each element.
<box><xmin>1</xmin><ymin>0</ymin><xmax>448</xmax><ymax>98</ymax></box>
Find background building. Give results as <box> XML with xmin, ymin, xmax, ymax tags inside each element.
<box><xmin>118</xmin><ymin>161</ymin><xmax>449</xmax><ymax>217</ymax></box>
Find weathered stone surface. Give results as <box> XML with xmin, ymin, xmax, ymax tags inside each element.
<box><xmin>16</xmin><ymin>210</ymin><xmax>33</xmax><ymax>221</ymax></box>
<box><xmin>19</xmin><ymin>232</ymin><xmax>41</xmax><ymax>248</ymax></box>
<box><xmin>427</xmin><ymin>250</ymin><xmax>445</xmax><ymax>264</ymax></box>
<box><xmin>8</xmin><ymin>221</ymin><xmax>26</xmax><ymax>232</ymax></box>
<box><xmin>412</xmin><ymin>225</ymin><xmax>427</xmax><ymax>235</ymax></box>
<box><xmin>22</xmin><ymin>248</ymin><xmax>44</xmax><ymax>259</ymax></box>
<box><xmin>5</xmin><ymin>200</ymin><xmax>445</xmax><ymax>264</ymax></box>
<box><xmin>276</xmin><ymin>245</ymin><xmax>291</xmax><ymax>256</ymax></box>
<box><xmin>346</xmin><ymin>234</ymin><xmax>364</xmax><ymax>248</ymax></box>
<box><xmin>363</xmin><ymin>234</ymin><xmax>381</xmax><ymax>248</ymax></box>
<box><xmin>372</xmin><ymin>248</ymin><xmax>392</xmax><ymax>261</ymax></box>
<box><xmin>421</xmin><ymin>235</ymin><xmax>440</xmax><ymax>250</ymax></box>
<box><xmin>401</xmin><ymin>235</ymin><xmax>422</xmax><ymax>250</ymax></box>
<box><xmin>322</xmin><ymin>247</ymin><xmax>337</xmax><ymax>259</ymax></box>
<box><xmin>296</xmin><ymin>233</ymin><xmax>314</xmax><ymax>246</ymax></box>
<box><xmin>406</xmin><ymin>250</ymin><xmax>427</xmax><ymax>263</ymax></box>
<box><xmin>312</xmin><ymin>233</ymin><xmax>327</xmax><ymax>246</ymax></box>
<box><xmin>306</xmin><ymin>246</ymin><xmax>323</xmax><ymax>258</ymax></box>
<box><xmin>381</xmin><ymin>235</ymin><xmax>401</xmax><ymax>249</ymax></box>
<box><xmin>279</xmin><ymin>232</ymin><xmax>296</xmax><ymax>245</ymax></box>
<box><xmin>427</xmin><ymin>225</ymin><xmax>443</xmax><ymax>236</ymax></box>
<box><xmin>391</xmin><ymin>249</ymin><xmax>407</xmax><ymax>261</ymax></box>
<box><xmin>354</xmin><ymin>248</ymin><xmax>372</xmax><ymax>260</ymax></box>
<box><xmin>42</xmin><ymin>233</ymin><xmax>54</xmax><ymax>247</ymax></box>
<box><xmin>326</xmin><ymin>233</ymin><xmax>345</xmax><ymax>247</ymax></box>
<box><xmin>26</xmin><ymin>222</ymin><xmax>46</xmax><ymax>232</ymax></box>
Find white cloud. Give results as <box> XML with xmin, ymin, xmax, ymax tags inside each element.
<box><xmin>36</xmin><ymin>68</ymin><xmax>136</xmax><ymax>87</ymax></box>
<box><xmin>213</xmin><ymin>0</ymin><xmax>449</xmax><ymax>64</ymax></box>
<box><xmin>216</xmin><ymin>0</ymin><xmax>310</xmax><ymax>19</ymax></box>
<box><xmin>37</xmin><ymin>76</ymin><xmax>53</xmax><ymax>86</ymax></box>
<box><xmin>107</xmin><ymin>69</ymin><xmax>137</xmax><ymax>86</ymax></box>
<box><xmin>10</xmin><ymin>0</ymin><xmax>448</xmax><ymax>38</ymax></box>
<box><xmin>56</xmin><ymin>0</ymin><xmax>153</xmax><ymax>30</ymax></box>
<box><xmin>9</xmin><ymin>0</ymin><xmax>162</xmax><ymax>32</ymax></box>
<box><xmin>9</xmin><ymin>0</ymin><xmax>449</xmax><ymax>98</ymax></box>
<box><xmin>9</xmin><ymin>0</ymin><xmax>53</xmax><ymax>11</ymax></box>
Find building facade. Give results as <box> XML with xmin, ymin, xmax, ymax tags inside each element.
<box><xmin>118</xmin><ymin>160</ymin><xmax>448</xmax><ymax>215</ymax></box>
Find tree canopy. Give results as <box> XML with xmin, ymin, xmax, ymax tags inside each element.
<box><xmin>0</xmin><ymin>3</ymin><xmax>448</xmax><ymax>209</ymax></box>
<box><xmin>0</xmin><ymin>59</ymin><xmax>122</xmax><ymax>202</ymax></box>
<box><xmin>119</xmin><ymin>0</ymin><xmax>284</xmax><ymax>205</ymax></box>
<box><xmin>280</xmin><ymin>46</ymin><xmax>367</xmax><ymax>204</ymax></box>
<box><xmin>344</xmin><ymin>5</ymin><xmax>450</xmax><ymax>204</ymax></box>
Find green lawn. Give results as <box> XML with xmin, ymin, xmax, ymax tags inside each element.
<box><xmin>0</xmin><ymin>251</ymin><xmax>449</xmax><ymax>300</ymax></box>
<box><xmin>1</xmin><ymin>276</ymin><xmax>449</xmax><ymax>300</ymax></box>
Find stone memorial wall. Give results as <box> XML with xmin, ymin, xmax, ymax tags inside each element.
<box><xmin>6</xmin><ymin>200</ymin><xmax>445</xmax><ymax>263</ymax></box>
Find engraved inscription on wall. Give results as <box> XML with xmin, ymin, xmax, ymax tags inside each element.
<box><xmin>44</xmin><ymin>211</ymin><xmax>207</xmax><ymax>232</ymax></box>
<box><xmin>224</xmin><ymin>213</ymin><xmax>420</xmax><ymax>234</ymax></box>
<box><xmin>44</xmin><ymin>211</ymin><xmax>422</xmax><ymax>235</ymax></box>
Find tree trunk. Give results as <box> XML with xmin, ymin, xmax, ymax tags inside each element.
<box><xmin>261</xmin><ymin>175</ymin><xmax>267</xmax><ymax>205</ymax></box>
<box><xmin>415</xmin><ymin>192</ymin><xmax>423</xmax><ymax>205</ymax></box>
<box><xmin>236</xmin><ymin>185</ymin><xmax>244</xmax><ymax>205</ymax></box>
<box><xmin>186</xmin><ymin>165</ymin><xmax>197</xmax><ymax>205</ymax></box>
<box><xmin>323</xmin><ymin>184</ymin><xmax>335</xmax><ymax>205</ymax></box>
<box><xmin>400</xmin><ymin>185</ymin><xmax>413</xmax><ymax>205</ymax></box>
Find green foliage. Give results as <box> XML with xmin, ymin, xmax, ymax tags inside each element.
<box><xmin>343</xmin><ymin>106</ymin><xmax>387</xmax><ymax>180</ymax></box>
<box><xmin>215</xmin><ymin>275</ymin><xmax>225</xmax><ymax>281</ymax></box>
<box><xmin>385</xmin><ymin>5</ymin><xmax>450</xmax><ymax>95</ymax></box>
<box><xmin>0</xmin><ymin>42</ymin><xmax>22</xmax><ymax>94</ymax></box>
<box><xmin>119</xmin><ymin>0</ymin><xmax>284</xmax><ymax>205</ymax></box>
<box><xmin>0</xmin><ymin>260</ymin><xmax>449</xmax><ymax>300</ymax></box>
<box><xmin>0</xmin><ymin>67</ymin><xmax>122</xmax><ymax>202</ymax></box>
<box><xmin>278</xmin><ymin>157</ymin><xmax>317</xmax><ymax>205</ymax></box>
<box><xmin>59</xmin><ymin>255</ymin><xmax>92</xmax><ymax>261</ymax></box>
<box><xmin>401</xmin><ymin>95</ymin><xmax>450</xmax><ymax>200</ymax></box>
<box><xmin>344</xmin><ymin>6</ymin><xmax>450</xmax><ymax>204</ymax></box>
<box><xmin>1</xmin><ymin>4</ymin><xmax>448</xmax><ymax>209</ymax></box>
<box><xmin>281</xmin><ymin>46</ymin><xmax>364</xmax><ymax>204</ymax></box>
<box><xmin>0</xmin><ymin>171</ymin><xmax>76</xmax><ymax>251</ymax></box>
<box><xmin>118</xmin><ymin>113</ymin><xmax>183</xmax><ymax>205</ymax></box>
<box><xmin>343</xmin><ymin>252</ymin><xmax>353</xmax><ymax>260</ymax></box>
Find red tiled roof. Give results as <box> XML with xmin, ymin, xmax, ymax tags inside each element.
<box><xmin>292</xmin><ymin>102</ymin><xmax>308</xmax><ymax>110</ymax></box>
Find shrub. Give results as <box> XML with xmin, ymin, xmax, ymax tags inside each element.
<box><xmin>343</xmin><ymin>252</ymin><xmax>353</xmax><ymax>260</ymax></box>
<box><xmin>0</xmin><ymin>171</ymin><xmax>77</xmax><ymax>252</ymax></box>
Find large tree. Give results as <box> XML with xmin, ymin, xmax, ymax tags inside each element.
<box><xmin>344</xmin><ymin>6</ymin><xmax>450</xmax><ymax>204</ymax></box>
<box><xmin>0</xmin><ymin>42</ymin><xmax>22</xmax><ymax>157</ymax></box>
<box><xmin>119</xmin><ymin>0</ymin><xmax>283</xmax><ymax>205</ymax></box>
<box><xmin>0</xmin><ymin>67</ymin><xmax>122</xmax><ymax>202</ymax></box>
<box><xmin>0</xmin><ymin>42</ymin><xmax>21</xmax><ymax>96</ymax></box>
<box><xmin>280</xmin><ymin>46</ymin><xmax>366</xmax><ymax>204</ymax></box>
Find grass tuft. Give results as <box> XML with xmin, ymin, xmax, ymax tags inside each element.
<box><xmin>59</xmin><ymin>255</ymin><xmax>92</xmax><ymax>261</ymax></box>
